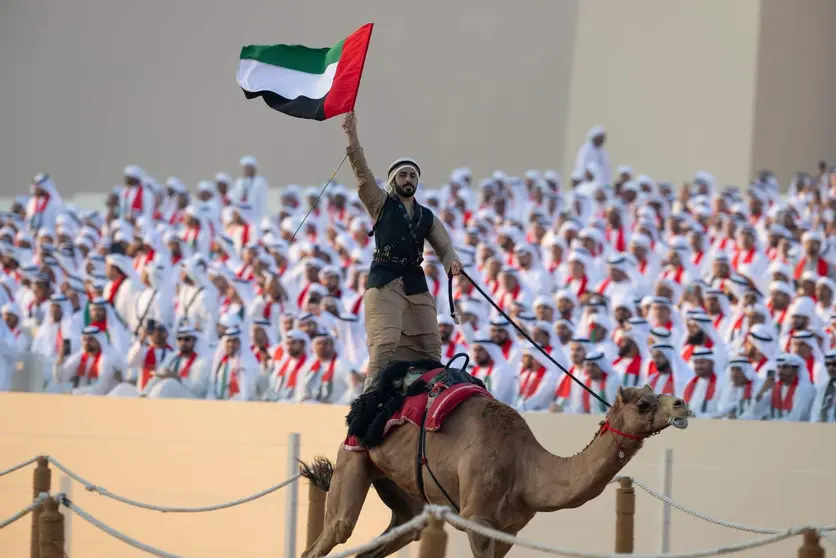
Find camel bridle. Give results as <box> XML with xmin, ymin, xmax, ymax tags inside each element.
<box><xmin>599</xmin><ymin>396</ymin><xmax>664</xmax><ymax>460</ymax></box>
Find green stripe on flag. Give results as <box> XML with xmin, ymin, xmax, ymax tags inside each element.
<box><xmin>239</xmin><ymin>42</ymin><xmax>345</xmax><ymax>75</ymax></box>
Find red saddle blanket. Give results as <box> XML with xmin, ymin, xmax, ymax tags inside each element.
<box><xmin>344</xmin><ymin>370</ymin><xmax>492</xmax><ymax>452</ymax></box>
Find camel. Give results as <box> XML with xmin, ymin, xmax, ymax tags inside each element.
<box><xmin>299</xmin><ymin>365</ymin><xmax>693</xmax><ymax>558</ymax></box>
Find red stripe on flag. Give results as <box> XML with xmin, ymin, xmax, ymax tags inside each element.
<box><xmin>323</xmin><ymin>23</ymin><xmax>373</xmax><ymax>119</ymax></box>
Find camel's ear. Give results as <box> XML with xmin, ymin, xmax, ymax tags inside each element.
<box><xmin>616</xmin><ymin>386</ymin><xmax>630</xmax><ymax>405</ymax></box>
<box><xmin>641</xmin><ymin>384</ymin><xmax>654</xmax><ymax>395</ymax></box>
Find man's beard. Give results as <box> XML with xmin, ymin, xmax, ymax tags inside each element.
<box><xmin>656</xmin><ymin>359</ymin><xmax>671</xmax><ymax>372</ymax></box>
<box><xmin>686</xmin><ymin>331</ymin><xmax>706</xmax><ymax>346</ymax></box>
<box><xmin>316</xmin><ymin>351</ymin><xmax>333</xmax><ymax>361</ymax></box>
<box><xmin>617</xmin><ymin>343</ymin><xmax>632</xmax><ymax>358</ymax></box>
<box><xmin>393</xmin><ymin>183</ymin><xmax>416</xmax><ymax>198</ymax></box>
<box><xmin>475</xmin><ymin>355</ymin><xmax>491</xmax><ymax>367</ymax></box>
<box><xmin>440</xmin><ymin>332</ymin><xmax>451</xmax><ymax>344</ymax></box>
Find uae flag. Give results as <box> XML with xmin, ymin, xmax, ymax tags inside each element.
<box><xmin>237</xmin><ymin>23</ymin><xmax>373</xmax><ymax>121</ymax></box>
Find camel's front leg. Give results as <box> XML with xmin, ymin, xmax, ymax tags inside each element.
<box><xmin>301</xmin><ymin>448</ymin><xmax>374</xmax><ymax>558</ymax></box>
<box><xmin>493</xmin><ymin>541</ymin><xmax>515</xmax><ymax>558</ymax></box>
<box><xmin>461</xmin><ymin>516</ymin><xmax>497</xmax><ymax>558</ymax></box>
<box><xmin>356</xmin><ymin>478</ymin><xmax>424</xmax><ymax>558</ymax></box>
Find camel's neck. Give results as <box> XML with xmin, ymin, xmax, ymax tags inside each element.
<box><xmin>523</xmin><ymin>423</ymin><xmax>643</xmax><ymax>512</ymax></box>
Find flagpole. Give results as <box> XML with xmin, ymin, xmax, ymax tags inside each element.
<box><xmin>289</xmin><ymin>152</ymin><xmax>349</xmax><ymax>242</ymax></box>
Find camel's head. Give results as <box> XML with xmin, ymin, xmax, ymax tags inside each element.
<box><xmin>609</xmin><ymin>385</ymin><xmax>693</xmax><ymax>437</ymax></box>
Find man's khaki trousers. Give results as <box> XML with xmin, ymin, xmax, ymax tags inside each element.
<box><xmin>363</xmin><ymin>277</ymin><xmax>441</xmax><ymax>389</ymax></box>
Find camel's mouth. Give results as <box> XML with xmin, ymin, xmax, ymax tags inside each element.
<box><xmin>668</xmin><ymin>417</ymin><xmax>688</xmax><ymax>430</ymax></box>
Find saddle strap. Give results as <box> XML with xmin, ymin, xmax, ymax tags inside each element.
<box><xmin>415</xmin><ymin>386</ymin><xmax>461</xmax><ymax>513</ymax></box>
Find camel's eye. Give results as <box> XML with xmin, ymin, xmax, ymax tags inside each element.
<box><xmin>636</xmin><ymin>400</ymin><xmax>651</xmax><ymax>412</ymax></box>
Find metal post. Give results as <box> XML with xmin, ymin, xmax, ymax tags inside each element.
<box><xmin>31</xmin><ymin>457</ymin><xmax>51</xmax><ymax>558</ymax></box>
<box><xmin>59</xmin><ymin>475</ymin><xmax>72</xmax><ymax>555</ymax></box>
<box><xmin>284</xmin><ymin>433</ymin><xmax>300</xmax><ymax>558</ymax></box>
<box><xmin>661</xmin><ymin>448</ymin><xmax>673</xmax><ymax>553</ymax></box>
<box><xmin>797</xmin><ymin>529</ymin><xmax>824</xmax><ymax>558</ymax></box>
<box><xmin>38</xmin><ymin>496</ymin><xmax>65</xmax><ymax>558</ymax></box>
<box><xmin>614</xmin><ymin>477</ymin><xmax>635</xmax><ymax>554</ymax></box>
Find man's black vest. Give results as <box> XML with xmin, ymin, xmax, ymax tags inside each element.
<box><xmin>368</xmin><ymin>195</ymin><xmax>434</xmax><ymax>295</ymax></box>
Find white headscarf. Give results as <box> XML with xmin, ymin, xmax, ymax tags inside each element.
<box><xmin>470</xmin><ymin>338</ymin><xmax>507</xmax><ymax>367</ymax></box>
<box><xmin>790</xmin><ymin>330</ymin><xmax>825</xmax><ymax>369</ymax></box>
<box><xmin>530</xmin><ymin>320</ymin><xmax>570</xmax><ymax>370</ymax></box>
<box><xmin>31</xmin><ymin>294</ymin><xmax>76</xmax><ymax>356</ymax></box>
<box><xmin>777</xmin><ymin>352</ymin><xmax>814</xmax><ymax>387</ymax></box>
<box><xmin>104</xmin><ymin>253</ymin><xmax>142</xmax><ymax>287</ymax></box>
<box><xmin>747</xmin><ymin>323</ymin><xmax>779</xmax><ymax>361</ymax></box>
<box><xmin>251</xmin><ymin>317</ymin><xmax>278</xmax><ymax>361</ymax></box>
<box><xmin>616</xmin><ymin>326</ymin><xmax>650</xmax><ymax>362</ymax></box>
<box><xmin>211</xmin><ymin>326</ymin><xmax>260</xmax><ymax>380</ymax></box>
<box><xmin>649</xmin><ymin>342</ymin><xmax>695</xmax><ymax>395</ymax></box>
<box><xmin>686</xmin><ymin>311</ymin><xmax>728</xmax><ymax>372</ymax></box>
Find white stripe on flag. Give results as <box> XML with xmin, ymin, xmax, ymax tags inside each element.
<box><xmin>237</xmin><ymin>59</ymin><xmax>338</xmax><ymax>100</ymax></box>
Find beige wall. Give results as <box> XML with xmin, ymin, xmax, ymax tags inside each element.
<box><xmin>750</xmin><ymin>0</ymin><xmax>836</xmax><ymax>187</ymax></box>
<box><xmin>0</xmin><ymin>0</ymin><xmax>578</xmax><ymax>197</ymax></box>
<box><xmin>564</xmin><ymin>0</ymin><xmax>763</xmax><ymax>189</ymax></box>
<box><xmin>1</xmin><ymin>393</ymin><xmax>834</xmax><ymax>557</ymax></box>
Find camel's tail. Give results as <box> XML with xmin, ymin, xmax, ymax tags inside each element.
<box><xmin>298</xmin><ymin>456</ymin><xmax>334</xmax><ymax>492</ymax></box>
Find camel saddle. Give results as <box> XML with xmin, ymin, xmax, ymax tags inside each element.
<box><xmin>344</xmin><ymin>362</ymin><xmax>492</xmax><ymax>452</ymax></box>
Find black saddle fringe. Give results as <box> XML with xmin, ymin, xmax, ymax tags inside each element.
<box><xmin>346</xmin><ymin>359</ymin><xmax>443</xmax><ymax>448</ymax></box>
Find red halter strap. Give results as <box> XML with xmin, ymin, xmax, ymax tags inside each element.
<box><xmin>600</xmin><ymin>420</ymin><xmax>643</xmax><ymax>441</ymax></box>
<box><xmin>600</xmin><ymin>420</ymin><xmax>644</xmax><ymax>460</ymax></box>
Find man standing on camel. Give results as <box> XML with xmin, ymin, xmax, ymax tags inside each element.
<box><xmin>342</xmin><ymin>111</ymin><xmax>463</xmax><ymax>389</ymax></box>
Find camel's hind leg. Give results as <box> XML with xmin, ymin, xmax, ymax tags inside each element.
<box><xmin>301</xmin><ymin>448</ymin><xmax>375</xmax><ymax>558</ymax></box>
<box><xmin>356</xmin><ymin>478</ymin><xmax>425</xmax><ymax>558</ymax></box>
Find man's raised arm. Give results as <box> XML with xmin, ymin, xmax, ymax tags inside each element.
<box><xmin>343</xmin><ymin>111</ymin><xmax>386</xmax><ymax>222</ymax></box>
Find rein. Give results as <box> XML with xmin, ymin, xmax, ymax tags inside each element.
<box><xmin>450</xmin><ymin>269</ymin><xmax>611</xmax><ymax>409</ymax></box>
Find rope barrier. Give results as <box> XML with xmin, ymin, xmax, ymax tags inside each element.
<box><xmin>820</xmin><ymin>530</ymin><xmax>836</xmax><ymax>548</ymax></box>
<box><xmin>440</xmin><ymin>509</ymin><xmax>807</xmax><ymax>558</ymax></box>
<box><xmin>615</xmin><ymin>475</ymin><xmax>836</xmax><ymax>535</ymax></box>
<box><xmin>0</xmin><ymin>456</ymin><xmax>39</xmax><ymax>478</ymax></box>
<box><xmin>325</xmin><ymin>508</ymin><xmax>439</xmax><ymax>558</ymax></box>
<box><xmin>1</xmin><ymin>456</ymin><xmax>833</xmax><ymax>557</ymax></box>
<box><xmin>58</xmin><ymin>493</ymin><xmax>183</xmax><ymax>558</ymax></box>
<box><xmin>48</xmin><ymin>457</ymin><xmax>300</xmax><ymax>513</ymax></box>
<box><xmin>0</xmin><ymin>493</ymin><xmax>47</xmax><ymax>530</ymax></box>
